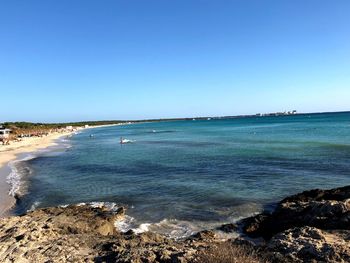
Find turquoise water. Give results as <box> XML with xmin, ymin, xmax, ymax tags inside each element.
<box><xmin>12</xmin><ymin>112</ymin><xmax>350</xmax><ymax>236</ymax></box>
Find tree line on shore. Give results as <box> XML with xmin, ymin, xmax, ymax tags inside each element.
<box><xmin>0</xmin><ymin>121</ymin><xmax>125</xmax><ymax>144</ymax></box>
<box><xmin>1</xmin><ymin>121</ymin><xmax>123</xmax><ymax>130</ymax></box>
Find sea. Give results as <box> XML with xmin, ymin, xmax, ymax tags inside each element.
<box><xmin>8</xmin><ymin>112</ymin><xmax>350</xmax><ymax>238</ymax></box>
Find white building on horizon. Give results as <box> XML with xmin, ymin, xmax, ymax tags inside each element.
<box><xmin>0</xmin><ymin>128</ymin><xmax>12</xmax><ymax>139</ymax></box>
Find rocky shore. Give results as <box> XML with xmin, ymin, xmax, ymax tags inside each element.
<box><xmin>1</xmin><ymin>185</ymin><xmax>350</xmax><ymax>262</ymax></box>
<box><xmin>242</xmin><ymin>185</ymin><xmax>350</xmax><ymax>262</ymax></box>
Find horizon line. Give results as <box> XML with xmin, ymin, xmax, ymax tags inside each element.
<box><xmin>1</xmin><ymin>110</ymin><xmax>349</xmax><ymax>125</ymax></box>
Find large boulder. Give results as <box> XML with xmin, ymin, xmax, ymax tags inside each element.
<box><xmin>242</xmin><ymin>186</ymin><xmax>350</xmax><ymax>239</ymax></box>
<box><xmin>0</xmin><ymin>204</ymin><xmax>125</xmax><ymax>262</ymax></box>
<box><xmin>0</xmin><ymin>204</ymin><xmax>210</xmax><ymax>263</ymax></box>
<box><xmin>268</xmin><ymin>226</ymin><xmax>350</xmax><ymax>263</ymax></box>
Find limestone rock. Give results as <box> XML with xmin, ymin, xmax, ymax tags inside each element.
<box><xmin>242</xmin><ymin>186</ymin><xmax>350</xmax><ymax>239</ymax></box>
<box><xmin>268</xmin><ymin>227</ymin><xmax>350</xmax><ymax>263</ymax></box>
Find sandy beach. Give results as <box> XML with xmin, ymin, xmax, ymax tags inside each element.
<box><xmin>0</xmin><ymin>124</ymin><xmax>119</xmax><ymax>217</ymax></box>
<box><xmin>0</xmin><ymin>131</ymin><xmax>75</xmax><ymax>217</ymax></box>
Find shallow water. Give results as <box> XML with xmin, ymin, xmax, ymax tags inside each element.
<box><xmin>11</xmin><ymin>112</ymin><xmax>350</xmax><ymax>237</ymax></box>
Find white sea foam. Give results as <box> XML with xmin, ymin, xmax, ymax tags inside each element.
<box><xmin>28</xmin><ymin>201</ymin><xmax>41</xmax><ymax>212</ymax></box>
<box><xmin>114</xmin><ymin>215</ymin><xmax>136</xmax><ymax>232</ymax></box>
<box><xmin>59</xmin><ymin>139</ymin><xmax>72</xmax><ymax>149</ymax></box>
<box><xmin>150</xmin><ymin>218</ymin><xmax>241</xmax><ymax>240</ymax></box>
<box><xmin>113</xmin><ymin>211</ymin><xmax>152</xmax><ymax>234</ymax></box>
<box><xmin>88</xmin><ymin>201</ymin><xmax>121</xmax><ymax>212</ymax></box>
<box><xmin>75</xmin><ymin>201</ymin><xmax>124</xmax><ymax>214</ymax></box>
<box><xmin>114</xmin><ymin>217</ymin><xmax>202</xmax><ymax>238</ymax></box>
<box><xmin>133</xmin><ymin>223</ymin><xmax>151</xmax><ymax>234</ymax></box>
<box><xmin>7</xmin><ymin>154</ymin><xmax>36</xmax><ymax>197</ymax></box>
<box><xmin>6</xmin><ymin>135</ymin><xmax>73</xmax><ymax>199</ymax></box>
<box><xmin>150</xmin><ymin>219</ymin><xmax>197</xmax><ymax>239</ymax></box>
<box><xmin>65</xmin><ymin>201</ymin><xmax>241</xmax><ymax>240</ymax></box>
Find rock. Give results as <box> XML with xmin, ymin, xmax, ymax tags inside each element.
<box><xmin>239</xmin><ymin>185</ymin><xmax>350</xmax><ymax>262</ymax></box>
<box><xmin>2</xmin><ymin>185</ymin><xmax>350</xmax><ymax>262</ymax></box>
<box><xmin>217</xmin><ymin>223</ymin><xmax>238</xmax><ymax>233</ymax></box>
<box><xmin>268</xmin><ymin>226</ymin><xmax>350</xmax><ymax>263</ymax></box>
<box><xmin>190</xmin><ymin>230</ymin><xmax>217</xmax><ymax>241</ymax></box>
<box><xmin>241</xmin><ymin>213</ymin><xmax>269</xmax><ymax>237</ymax></box>
<box><xmin>0</xmin><ymin>204</ymin><xmax>124</xmax><ymax>262</ymax></box>
<box><xmin>281</xmin><ymin>185</ymin><xmax>350</xmax><ymax>203</ymax></box>
<box><xmin>0</xmin><ymin>204</ymin><xmax>208</xmax><ymax>262</ymax></box>
<box><xmin>242</xmin><ymin>186</ymin><xmax>350</xmax><ymax>239</ymax></box>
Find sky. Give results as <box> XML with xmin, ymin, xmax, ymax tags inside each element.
<box><xmin>0</xmin><ymin>0</ymin><xmax>349</xmax><ymax>122</ymax></box>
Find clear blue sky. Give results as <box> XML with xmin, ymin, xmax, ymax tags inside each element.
<box><xmin>1</xmin><ymin>0</ymin><xmax>349</xmax><ymax>122</ymax></box>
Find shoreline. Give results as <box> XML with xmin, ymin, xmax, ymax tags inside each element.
<box><xmin>0</xmin><ymin>184</ymin><xmax>349</xmax><ymax>262</ymax></box>
<box><xmin>0</xmin><ymin>124</ymin><xmax>117</xmax><ymax>218</ymax></box>
<box><xmin>0</xmin><ymin>131</ymin><xmax>75</xmax><ymax>217</ymax></box>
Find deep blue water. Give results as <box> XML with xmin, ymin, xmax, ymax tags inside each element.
<box><xmin>12</xmin><ymin>112</ymin><xmax>350</xmax><ymax>236</ymax></box>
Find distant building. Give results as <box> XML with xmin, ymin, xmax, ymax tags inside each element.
<box><xmin>260</xmin><ymin>110</ymin><xmax>297</xmax><ymax>117</ymax></box>
<box><xmin>84</xmin><ymin>125</ymin><xmax>89</xmax><ymax>128</ymax></box>
<box><xmin>65</xmin><ymin>126</ymin><xmax>73</xmax><ymax>131</ymax></box>
<box><xmin>0</xmin><ymin>128</ymin><xmax>11</xmax><ymax>139</ymax></box>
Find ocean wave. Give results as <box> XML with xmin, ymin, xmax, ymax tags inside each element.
<box><xmin>7</xmin><ymin>154</ymin><xmax>36</xmax><ymax>197</ymax></box>
<box><xmin>74</xmin><ymin>202</ymin><xmax>152</xmax><ymax>234</ymax></box>
<box><xmin>115</xmin><ymin>217</ymin><xmax>241</xmax><ymax>239</ymax></box>
<box><xmin>115</xmin><ymin>216</ymin><xmax>231</xmax><ymax>239</ymax></box>
<box><xmin>133</xmin><ymin>223</ymin><xmax>152</xmax><ymax>234</ymax></box>
<box><xmin>148</xmin><ymin>130</ymin><xmax>177</xmax><ymax>134</ymax></box>
<box><xmin>76</xmin><ymin>201</ymin><xmax>121</xmax><ymax>212</ymax></box>
<box><xmin>114</xmin><ymin>215</ymin><xmax>137</xmax><ymax>232</ymax></box>
<box><xmin>7</xmin><ymin>137</ymin><xmax>73</xmax><ymax>199</ymax></box>
<box><xmin>77</xmin><ymin>202</ymin><xmax>243</xmax><ymax>239</ymax></box>
<box><xmin>150</xmin><ymin>218</ymin><xmax>197</xmax><ymax>239</ymax></box>
<box><xmin>28</xmin><ymin>201</ymin><xmax>41</xmax><ymax>212</ymax></box>
<box><xmin>32</xmin><ymin>200</ymin><xmax>242</xmax><ymax>239</ymax></box>
<box><xmin>113</xmin><ymin>212</ymin><xmax>152</xmax><ymax>234</ymax></box>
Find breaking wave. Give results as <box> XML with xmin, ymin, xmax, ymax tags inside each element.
<box><xmin>7</xmin><ymin>154</ymin><xmax>36</xmax><ymax>197</ymax></box>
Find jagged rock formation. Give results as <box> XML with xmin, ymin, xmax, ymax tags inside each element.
<box><xmin>0</xmin><ymin>204</ymin><xmax>216</xmax><ymax>263</ymax></box>
<box><xmin>241</xmin><ymin>185</ymin><xmax>350</xmax><ymax>262</ymax></box>
<box><xmin>268</xmin><ymin>227</ymin><xmax>350</xmax><ymax>263</ymax></box>
<box><xmin>242</xmin><ymin>185</ymin><xmax>350</xmax><ymax>239</ymax></box>
<box><xmin>1</xmin><ymin>185</ymin><xmax>350</xmax><ymax>262</ymax></box>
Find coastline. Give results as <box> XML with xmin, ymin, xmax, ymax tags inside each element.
<box><xmin>0</xmin><ymin>185</ymin><xmax>349</xmax><ymax>262</ymax></box>
<box><xmin>0</xmin><ymin>124</ymin><xmax>117</xmax><ymax>218</ymax></box>
<box><xmin>0</xmin><ymin>131</ymin><xmax>74</xmax><ymax>217</ymax></box>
